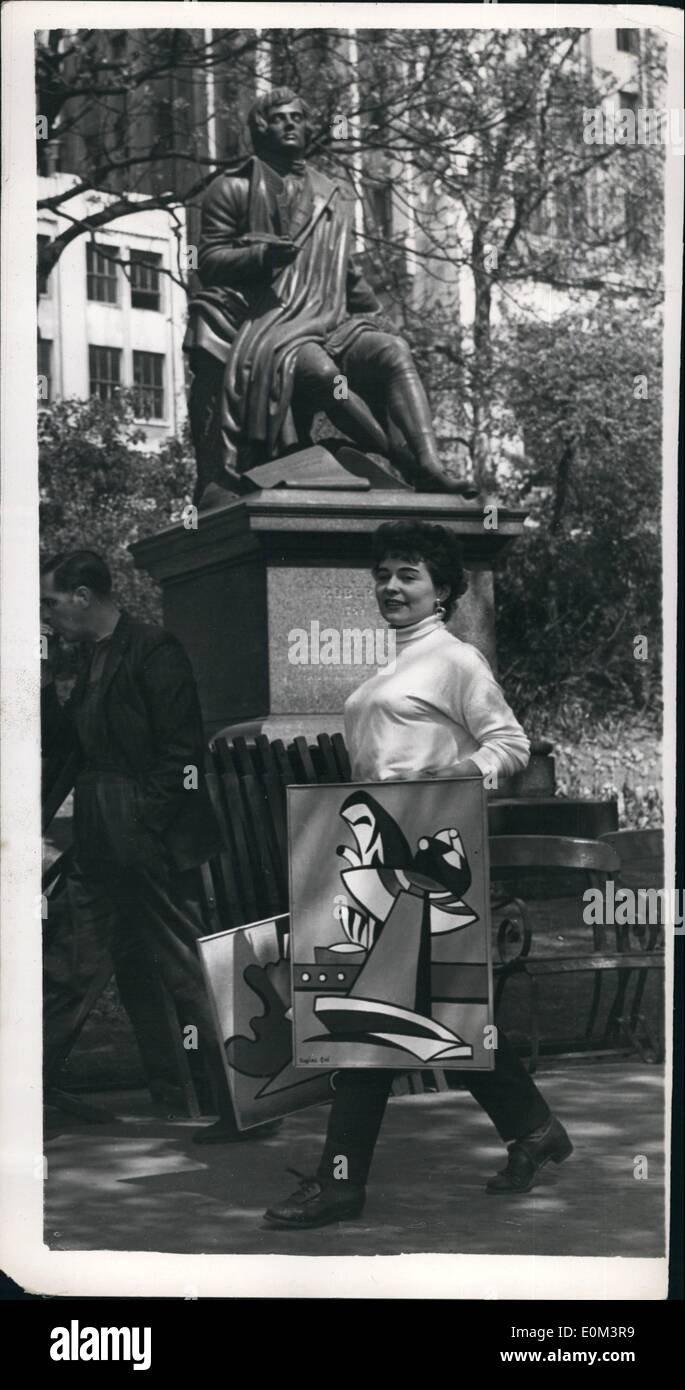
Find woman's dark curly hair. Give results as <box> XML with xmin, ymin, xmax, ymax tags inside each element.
<box><xmin>371</xmin><ymin>521</ymin><xmax>468</xmax><ymax>621</ymax></box>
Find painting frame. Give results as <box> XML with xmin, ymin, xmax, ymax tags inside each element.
<box><xmin>288</xmin><ymin>778</ymin><xmax>495</xmax><ymax>1071</ymax></box>
<box><xmin>197</xmin><ymin>912</ymin><xmax>334</xmax><ymax>1130</ymax></box>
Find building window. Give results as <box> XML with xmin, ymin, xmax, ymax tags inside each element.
<box><xmin>616</xmin><ymin>29</ymin><xmax>640</xmax><ymax>56</ymax></box>
<box><xmin>618</xmin><ymin>89</ymin><xmax>640</xmax><ymax>116</ymax></box>
<box><xmin>86</xmin><ymin>242</ymin><xmax>119</xmax><ymax>304</ymax></box>
<box><xmin>37</xmin><ymin>235</ymin><xmax>52</xmax><ymax>296</ymax></box>
<box><xmin>553</xmin><ymin>181</ymin><xmax>587</xmax><ymax>240</ymax></box>
<box><xmin>133</xmin><ymin>351</ymin><xmax>165</xmax><ymax>419</ymax></box>
<box><xmin>152</xmin><ymin>96</ymin><xmax>175</xmax><ymax>156</ymax></box>
<box><xmin>366</xmin><ymin>181</ymin><xmax>393</xmax><ymax>240</ymax></box>
<box><xmin>89</xmin><ymin>345</ymin><xmax>121</xmax><ymax>402</ymax></box>
<box><xmin>625</xmin><ymin>193</ymin><xmax>647</xmax><ymax>257</ymax></box>
<box><xmin>528</xmin><ymin>195</ymin><xmax>551</xmax><ymax>237</ymax></box>
<box><xmin>37</xmin><ymin>338</ymin><xmax>52</xmax><ymax>403</ymax></box>
<box><xmin>269</xmin><ymin>32</ymin><xmax>294</xmax><ymax>87</ymax></box>
<box><xmin>513</xmin><ymin>171</ymin><xmax>551</xmax><ymax>236</ymax></box>
<box><xmin>130</xmin><ymin>251</ymin><xmax>162</xmax><ymax>310</ymax></box>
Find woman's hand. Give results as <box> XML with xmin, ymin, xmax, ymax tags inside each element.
<box><xmin>453</xmin><ymin>759</ymin><xmax>482</xmax><ymax>779</ymax></box>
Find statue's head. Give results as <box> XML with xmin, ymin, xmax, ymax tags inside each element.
<box><xmin>248</xmin><ymin>87</ymin><xmax>309</xmax><ymax>160</ymax></box>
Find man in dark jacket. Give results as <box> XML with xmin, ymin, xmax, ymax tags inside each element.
<box><xmin>41</xmin><ymin>548</ymin><xmax>267</xmax><ymax>1143</ymax></box>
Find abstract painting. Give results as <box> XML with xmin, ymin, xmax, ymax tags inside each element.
<box><xmin>289</xmin><ymin>779</ymin><xmax>494</xmax><ymax>1070</ymax></box>
<box><xmin>198</xmin><ymin>914</ymin><xmax>334</xmax><ymax>1128</ymax></box>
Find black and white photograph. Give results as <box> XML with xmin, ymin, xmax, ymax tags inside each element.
<box><xmin>1</xmin><ymin>2</ymin><xmax>681</xmax><ymax>1307</ymax></box>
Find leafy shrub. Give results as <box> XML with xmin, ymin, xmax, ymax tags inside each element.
<box><xmin>39</xmin><ymin>393</ymin><xmax>195</xmax><ymax>667</ymax></box>
<box><xmin>493</xmin><ymin>299</ymin><xmax>662</xmax><ymax>725</ymax></box>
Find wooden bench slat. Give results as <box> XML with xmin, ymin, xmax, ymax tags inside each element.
<box><xmin>291</xmin><ymin>736</ymin><xmax>318</xmax><ymax>784</ymax></box>
<box><xmin>231</xmin><ymin>738</ymin><xmax>288</xmax><ymax>907</ymax></box>
<box><xmin>331</xmin><ymin>732</ymin><xmax>352</xmax><ymax>782</ymax></box>
<box><xmin>204</xmin><ymin>770</ymin><xmax>249</xmax><ymax>927</ymax></box>
<box><xmin>495</xmin><ymin>951</ymin><xmax>664</xmax><ymax>976</ymax></box>
<box><xmin>271</xmin><ymin>738</ymin><xmax>299</xmax><ymax>793</ymax></box>
<box><xmin>316</xmin><ymin>733</ymin><xmax>341</xmax><ymax>782</ymax></box>
<box><xmin>235</xmin><ymin>763</ymin><xmax>285</xmax><ymax>918</ymax></box>
<box><xmin>253</xmin><ymin>737</ymin><xmax>289</xmax><ymax>873</ymax></box>
<box><xmin>254</xmin><ymin>734</ymin><xmax>280</xmax><ymax>780</ymax></box>
<box><xmin>231</xmin><ymin>735</ymin><xmax>256</xmax><ymax>778</ymax></box>
<box><xmin>215</xmin><ymin>736</ymin><xmax>240</xmax><ymax>778</ymax></box>
<box><xmin>489</xmin><ymin>835</ymin><xmax>621</xmax><ymax>875</ymax></box>
<box><xmin>212</xmin><ymin>739</ymin><xmax>260</xmax><ymax>921</ymax></box>
<box><xmin>223</xmin><ymin>737</ymin><xmax>285</xmax><ymax>917</ymax></box>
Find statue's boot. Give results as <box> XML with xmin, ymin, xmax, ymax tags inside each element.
<box><xmin>385</xmin><ymin>364</ymin><xmax>478</xmax><ymax>499</ymax></box>
<box><xmin>389</xmin><ymin>441</ymin><xmax>479</xmax><ymax>500</ymax></box>
<box><xmin>325</xmin><ymin>389</ymin><xmax>393</xmax><ymax>460</ymax></box>
<box><xmin>328</xmin><ymin>390</ymin><xmax>477</xmax><ymax>498</ymax></box>
<box><xmin>327</xmin><ymin>348</ymin><xmax>477</xmax><ymax>497</ymax></box>
<box><xmin>321</xmin><ymin>333</ymin><xmax>477</xmax><ymax>493</ymax></box>
<box><xmin>294</xmin><ymin>339</ymin><xmax>477</xmax><ymax>496</ymax></box>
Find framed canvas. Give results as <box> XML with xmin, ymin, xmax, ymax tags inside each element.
<box><xmin>198</xmin><ymin>913</ymin><xmax>334</xmax><ymax>1129</ymax></box>
<box><xmin>289</xmin><ymin>779</ymin><xmax>494</xmax><ymax>1070</ymax></box>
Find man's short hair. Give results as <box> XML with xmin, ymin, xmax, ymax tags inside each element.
<box><xmin>247</xmin><ymin>86</ymin><xmax>310</xmax><ymax>148</ymax></box>
<box><xmin>41</xmin><ymin>550</ymin><xmax>112</xmax><ymax>597</ymax></box>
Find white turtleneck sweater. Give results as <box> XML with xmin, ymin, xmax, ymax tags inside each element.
<box><xmin>344</xmin><ymin>614</ymin><xmax>530</xmax><ymax>783</ymax></box>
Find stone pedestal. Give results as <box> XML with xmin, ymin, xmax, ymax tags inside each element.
<box><xmin>130</xmin><ymin>488</ymin><xmax>528</xmax><ymax>741</ymax></box>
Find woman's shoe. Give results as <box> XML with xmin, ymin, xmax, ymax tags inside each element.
<box><xmin>264</xmin><ymin>1169</ymin><xmax>366</xmax><ymax>1228</ymax></box>
<box><xmin>485</xmin><ymin>1116</ymin><xmax>573</xmax><ymax>1194</ymax></box>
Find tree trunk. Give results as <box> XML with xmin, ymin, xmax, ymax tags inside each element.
<box><xmin>550</xmin><ymin>435</ymin><xmax>574</xmax><ymax>535</ymax></box>
<box><xmin>470</xmin><ymin>257</ymin><xmax>494</xmax><ymax>490</ymax></box>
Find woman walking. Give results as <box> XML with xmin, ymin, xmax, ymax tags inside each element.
<box><xmin>265</xmin><ymin>520</ymin><xmax>572</xmax><ymax>1228</ymax></box>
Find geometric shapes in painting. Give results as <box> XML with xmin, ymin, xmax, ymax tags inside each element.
<box><xmin>289</xmin><ymin>780</ymin><xmax>494</xmax><ymax>1070</ymax></box>
<box><xmin>197</xmin><ymin>914</ymin><xmax>334</xmax><ymax>1129</ymax></box>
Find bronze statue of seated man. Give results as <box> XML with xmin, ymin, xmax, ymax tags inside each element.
<box><xmin>184</xmin><ymin>87</ymin><xmax>476</xmax><ymax>508</ymax></box>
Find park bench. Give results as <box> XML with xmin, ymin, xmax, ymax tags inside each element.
<box><xmin>598</xmin><ymin>829</ymin><xmax>666</xmax><ymax>1063</ymax></box>
<box><xmin>489</xmin><ymin>834</ymin><xmax>665</xmax><ymax>1073</ymax></box>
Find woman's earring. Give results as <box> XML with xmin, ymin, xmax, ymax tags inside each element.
<box><xmin>434</xmin><ymin>600</ymin><xmax>446</xmax><ymax>621</ymax></box>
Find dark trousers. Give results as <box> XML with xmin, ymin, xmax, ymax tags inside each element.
<box><xmin>316</xmin><ymin>1032</ymin><xmax>551</xmax><ymax>1186</ymax></box>
<box><xmin>43</xmin><ymin>853</ymin><xmax>239</xmax><ymax>1130</ymax></box>
<box><xmin>292</xmin><ymin>333</ymin><xmax>435</xmax><ymax>476</ymax></box>
<box><xmin>189</xmin><ymin>329</ymin><xmax>435</xmax><ymax>497</ymax></box>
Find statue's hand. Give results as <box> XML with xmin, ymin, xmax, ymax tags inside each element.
<box><xmin>266</xmin><ymin>239</ymin><xmax>300</xmax><ymax>270</ymax></box>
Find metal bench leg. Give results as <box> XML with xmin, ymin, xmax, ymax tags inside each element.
<box><xmin>585</xmin><ymin>971</ymin><xmax>605</xmax><ymax>1047</ymax></box>
<box><xmin>603</xmin><ymin>968</ymin><xmax>632</xmax><ymax>1047</ymax></box>
<box><xmin>629</xmin><ymin>972</ymin><xmax>664</xmax><ymax>1061</ymax></box>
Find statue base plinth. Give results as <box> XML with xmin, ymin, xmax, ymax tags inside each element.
<box><xmin>130</xmin><ymin>487</ymin><xmax>527</xmax><ymax>743</ymax></box>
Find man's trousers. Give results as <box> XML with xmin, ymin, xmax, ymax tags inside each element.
<box><xmin>43</xmin><ymin>853</ymin><xmax>239</xmax><ymax>1130</ymax></box>
<box><xmin>316</xmin><ymin>1032</ymin><xmax>552</xmax><ymax>1186</ymax></box>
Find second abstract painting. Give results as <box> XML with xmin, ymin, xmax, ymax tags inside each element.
<box><xmin>198</xmin><ymin>914</ymin><xmax>334</xmax><ymax>1128</ymax></box>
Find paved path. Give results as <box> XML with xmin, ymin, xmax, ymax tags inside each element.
<box><xmin>44</xmin><ymin>1061</ymin><xmax>665</xmax><ymax>1258</ymax></box>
